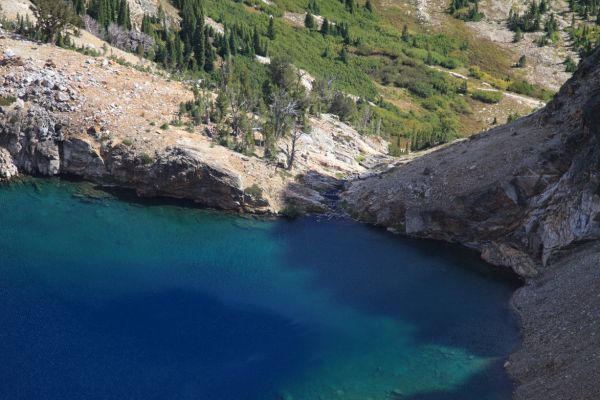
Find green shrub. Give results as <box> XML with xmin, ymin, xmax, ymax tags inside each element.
<box><xmin>160</xmin><ymin>123</ymin><xmax>169</xmax><ymax>130</ymax></box>
<box><xmin>122</xmin><ymin>138</ymin><xmax>133</xmax><ymax>146</ymax></box>
<box><xmin>245</xmin><ymin>184</ymin><xmax>264</xmax><ymax>199</ymax></box>
<box><xmin>471</xmin><ymin>90</ymin><xmax>502</xmax><ymax>104</ymax></box>
<box><xmin>140</xmin><ymin>153</ymin><xmax>154</xmax><ymax>164</ymax></box>
<box><xmin>280</xmin><ymin>204</ymin><xmax>300</xmax><ymax>218</ymax></box>
<box><xmin>0</xmin><ymin>95</ymin><xmax>16</xmax><ymax>107</ymax></box>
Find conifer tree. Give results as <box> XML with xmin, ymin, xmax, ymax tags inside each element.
<box><xmin>193</xmin><ymin>25</ymin><xmax>205</xmax><ymax>70</ymax></box>
<box><xmin>345</xmin><ymin>0</ymin><xmax>355</xmax><ymax>13</ymax></box>
<box><xmin>253</xmin><ymin>27</ymin><xmax>262</xmax><ymax>54</ymax></box>
<box><xmin>339</xmin><ymin>46</ymin><xmax>349</xmax><ymax>64</ymax></box>
<box><xmin>320</xmin><ymin>17</ymin><xmax>330</xmax><ymax>35</ymax></box>
<box><xmin>267</xmin><ymin>17</ymin><xmax>276</xmax><ymax>40</ymax></box>
<box><xmin>30</xmin><ymin>0</ymin><xmax>79</xmax><ymax>43</ymax></box>
<box><xmin>401</xmin><ymin>24</ymin><xmax>409</xmax><ymax>41</ymax></box>
<box><xmin>204</xmin><ymin>34</ymin><xmax>215</xmax><ymax>72</ymax></box>
<box><xmin>304</xmin><ymin>12</ymin><xmax>315</xmax><ymax>29</ymax></box>
<box><xmin>117</xmin><ymin>0</ymin><xmax>131</xmax><ymax>30</ymax></box>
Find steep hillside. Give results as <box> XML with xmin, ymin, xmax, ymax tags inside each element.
<box><xmin>0</xmin><ymin>0</ymin><xmax>553</xmax><ymax>155</ymax></box>
<box><xmin>343</xmin><ymin>46</ymin><xmax>600</xmax><ymax>400</ymax></box>
<box><xmin>0</xmin><ymin>34</ymin><xmax>389</xmax><ymax>213</ymax></box>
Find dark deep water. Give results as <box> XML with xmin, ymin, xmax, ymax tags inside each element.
<box><xmin>0</xmin><ymin>179</ymin><xmax>520</xmax><ymax>400</ymax></box>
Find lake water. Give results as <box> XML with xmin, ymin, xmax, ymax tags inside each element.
<box><xmin>0</xmin><ymin>179</ymin><xmax>520</xmax><ymax>400</ymax></box>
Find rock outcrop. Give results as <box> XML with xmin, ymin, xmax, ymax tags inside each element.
<box><xmin>0</xmin><ymin>103</ymin><xmax>256</xmax><ymax>211</ymax></box>
<box><xmin>343</xmin><ymin>46</ymin><xmax>600</xmax><ymax>278</ymax></box>
<box><xmin>0</xmin><ymin>147</ymin><xmax>17</xmax><ymax>181</ymax></box>
<box><xmin>343</xmin><ymin>47</ymin><xmax>600</xmax><ymax>400</ymax></box>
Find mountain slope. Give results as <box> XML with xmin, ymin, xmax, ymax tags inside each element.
<box><xmin>343</xmin><ymin>46</ymin><xmax>600</xmax><ymax>400</ymax></box>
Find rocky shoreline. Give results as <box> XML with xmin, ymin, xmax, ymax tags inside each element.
<box><xmin>2</xmin><ymin>35</ymin><xmax>600</xmax><ymax>399</ymax></box>
<box><xmin>342</xmin><ymin>47</ymin><xmax>600</xmax><ymax>399</ymax></box>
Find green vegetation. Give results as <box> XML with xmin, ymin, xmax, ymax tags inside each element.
<box><xmin>0</xmin><ymin>95</ymin><xmax>16</xmax><ymax>107</ymax></box>
<box><xmin>564</xmin><ymin>55</ymin><xmax>578</xmax><ymax>72</ymax></box>
<box><xmin>507</xmin><ymin>1</ymin><xmax>547</xmax><ymax>33</ymax></box>
<box><xmin>4</xmin><ymin>0</ymin><xmax>571</xmax><ymax>158</ymax></box>
<box><xmin>29</xmin><ymin>0</ymin><xmax>80</xmax><ymax>43</ymax></box>
<box><xmin>450</xmin><ymin>0</ymin><xmax>484</xmax><ymax>22</ymax></box>
<box><xmin>470</xmin><ymin>90</ymin><xmax>502</xmax><ymax>104</ymax></box>
<box><xmin>245</xmin><ymin>184</ymin><xmax>264</xmax><ymax>199</ymax></box>
<box><xmin>508</xmin><ymin>80</ymin><xmax>553</xmax><ymax>101</ymax></box>
<box><xmin>139</xmin><ymin>153</ymin><xmax>154</xmax><ymax>164</ymax></box>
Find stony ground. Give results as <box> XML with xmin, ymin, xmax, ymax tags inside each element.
<box><xmin>415</xmin><ymin>0</ymin><xmax>576</xmax><ymax>91</ymax></box>
<box><xmin>0</xmin><ymin>34</ymin><xmax>388</xmax><ymax>212</ymax></box>
<box><xmin>466</xmin><ymin>0</ymin><xmax>576</xmax><ymax>92</ymax></box>
<box><xmin>508</xmin><ymin>242</ymin><xmax>600</xmax><ymax>400</ymax></box>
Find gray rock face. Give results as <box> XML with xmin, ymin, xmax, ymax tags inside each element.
<box><xmin>343</xmin><ymin>47</ymin><xmax>600</xmax><ymax>279</ymax></box>
<box><xmin>0</xmin><ymin>106</ymin><xmax>259</xmax><ymax>211</ymax></box>
<box><xmin>104</xmin><ymin>144</ymin><xmax>247</xmax><ymax>210</ymax></box>
<box><xmin>0</xmin><ymin>104</ymin><xmax>63</xmax><ymax>176</ymax></box>
<box><xmin>0</xmin><ymin>147</ymin><xmax>17</xmax><ymax>181</ymax></box>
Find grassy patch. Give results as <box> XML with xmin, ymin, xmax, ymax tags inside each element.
<box><xmin>471</xmin><ymin>90</ymin><xmax>502</xmax><ymax>104</ymax></box>
<box><xmin>0</xmin><ymin>95</ymin><xmax>17</xmax><ymax>107</ymax></box>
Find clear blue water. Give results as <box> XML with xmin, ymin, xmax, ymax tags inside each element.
<box><xmin>0</xmin><ymin>179</ymin><xmax>520</xmax><ymax>400</ymax></box>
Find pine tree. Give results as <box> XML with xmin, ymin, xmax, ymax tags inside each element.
<box><xmin>117</xmin><ymin>0</ymin><xmax>131</xmax><ymax>30</ymax></box>
<box><xmin>74</xmin><ymin>0</ymin><xmax>86</xmax><ymax>15</ymax></box>
<box><xmin>304</xmin><ymin>12</ymin><xmax>315</xmax><ymax>29</ymax></box>
<box><xmin>345</xmin><ymin>0</ymin><xmax>355</xmax><ymax>13</ymax></box>
<box><xmin>401</xmin><ymin>24</ymin><xmax>410</xmax><ymax>41</ymax></box>
<box><xmin>253</xmin><ymin>27</ymin><xmax>262</xmax><ymax>55</ymax></box>
<box><xmin>513</xmin><ymin>27</ymin><xmax>523</xmax><ymax>42</ymax></box>
<box><xmin>320</xmin><ymin>17</ymin><xmax>330</xmax><ymax>35</ymax></box>
<box><xmin>204</xmin><ymin>34</ymin><xmax>215</xmax><ymax>72</ymax></box>
<box><xmin>229</xmin><ymin>30</ymin><xmax>237</xmax><ymax>55</ymax></box>
<box><xmin>193</xmin><ymin>25</ymin><xmax>205</xmax><ymax>70</ymax></box>
<box><xmin>339</xmin><ymin>46</ymin><xmax>349</xmax><ymax>64</ymax></box>
<box><xmin>267</xmin><ymin>17</ymin><xmax>276</xmax><ymax>40</ymax></box>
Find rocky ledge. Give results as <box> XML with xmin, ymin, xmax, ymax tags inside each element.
<box><xmin>342</xmin><ymin>48</ymin><xmax>600</xmax><ymax>399</ymax></box>
<box><xmin>0</xmin><ymin>36</ymin><xmax>388</xmax><ymax>213</ymax></box>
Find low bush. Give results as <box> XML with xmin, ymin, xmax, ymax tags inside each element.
<box><xmin>471</xmin><ymin>90</ymin><xmax>502</xmax><ymax>104</ymax></box>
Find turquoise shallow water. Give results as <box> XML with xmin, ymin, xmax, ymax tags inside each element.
<box><xmin>0</xmin><ymin>179</ymin><xmax>520</xmax><ymax>400</ymax></box>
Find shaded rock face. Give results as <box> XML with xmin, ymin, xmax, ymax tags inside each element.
<box><xmin>104</xmin><ymin>144</ymin><xmax>247</xmax><ymax>210</ymax></box>
<box><xmin>0</xmin><ymin>106</ymin><xmax>255</xmax><ymax>212</ymax></box>
<box><xmin>343</xmin><ymin>47</ymin><xmax>600</xmax><ymax>278</ymax></box>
